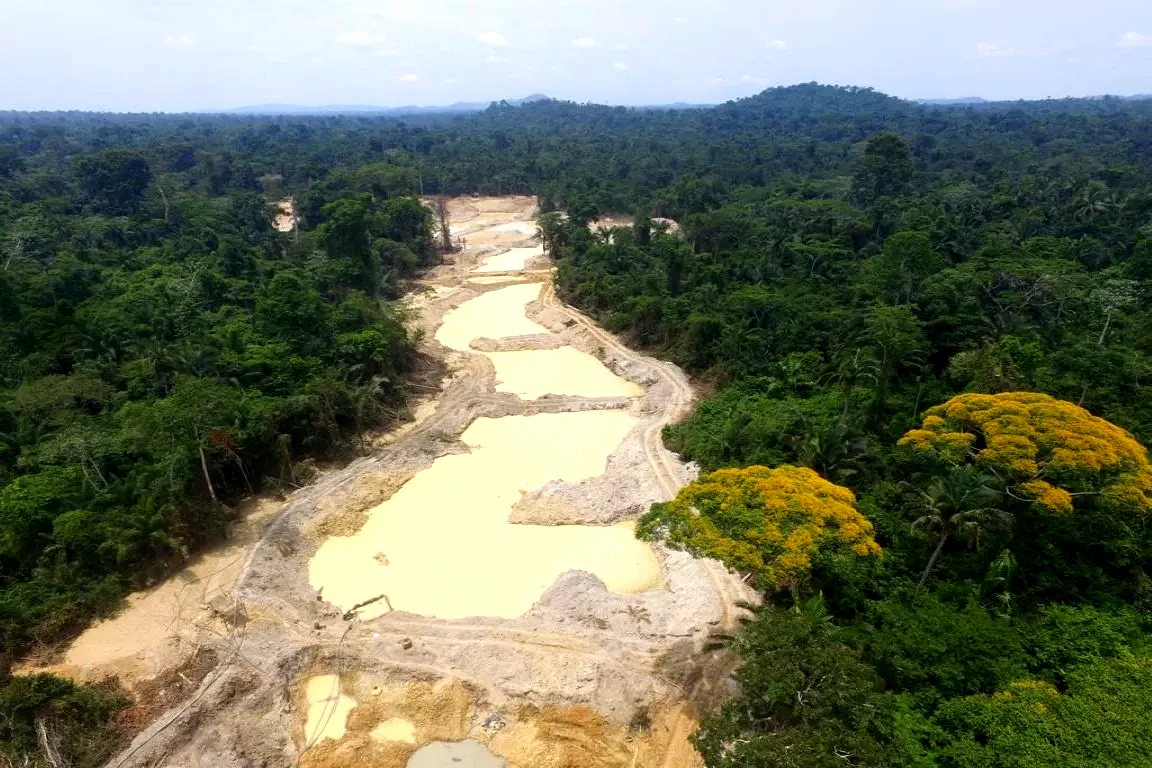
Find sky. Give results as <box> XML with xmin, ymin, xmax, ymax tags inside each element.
<box><xmin>0</xmin><ymin>0</ymin><xmax>1150</xmax><ymax>111</ymax></box>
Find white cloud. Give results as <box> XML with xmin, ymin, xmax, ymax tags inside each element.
<box><xmin>766</xmin><ymin>39</ymin><xmax>789</xmax><ymax>50</ymax></box>
<box><xmin>476</xmin><ymin>31</ymin><xmax>508</xmax><ymax>46</ymax></box>
<box><xmin>338</xmin><ymin>31</ymin><xmax>396</xmax><ymax>56</ymax></box>
<box><xmin>338</xmin><ymin>31</ymin><xmax>382</xmax><ymax>47</ymax></box>
<box><xmin>248</xmin><ymin>48</ymin><xmax>291</xmax><ymax>64</ymax></box>
<box><xmin>1117</xmin><ymin>32</ymin><xmax>1151</xmax><ymax>48</ymax></box>
<box><xmin>612</xmin><ymin>61</ymin><xmax>628</xmax><ymax>70</ymax></box>
<box><xmin>709</xmin><ymin>76</ymin><xmax>726</xmax><ymax>86</ymax></box>
<box><xmin>976</xmin><ymin>41</ymin><xmax>1047</xmax><ymax>57</ymax></box>
<box><xmin>573</xmin><ymin>37</ymin><xmax>599</xmax><ymax>48</ymax></box>
<box><xmin>741</xmin><ymin>74</ymin><xmax>768</xmax><ymax>86</ymax></box>
<box><xmin>398</xmin><ymin>73</ymin><xmax>419</xmax><ymax>82</ymax></box>
<box><xmin>486</xmin><ymin>53</ymin><xmax>509</xmax><ymax>63</ymax></box>
<box><xmin>163</xmin><ymin>34</ymin><xmax>195</xmax><ymax>49</ymax></box>
<box><xmin>443</xmin><ymin>77</ymin><xmax>463</xmax><ymax>84</ymax></box>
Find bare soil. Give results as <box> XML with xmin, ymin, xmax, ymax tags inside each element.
<box><xmin>97</xmin><ymin>197</ymin><xmax>753</xmax><ymax>768</ymax></box>
<box><xmin>273</xmin><ymin>198</ymin><xmax>297</xmax><ymax>232</ymax></box>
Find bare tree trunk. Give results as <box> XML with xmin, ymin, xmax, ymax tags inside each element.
<box><xmin>88</xmin><ymin>456</ymin><xmax>109</xmax><ymax>489</ymax></box>
<box><xmin>291</xmin><ymin>195</ymin><xmax>300</xmax><ymax>247</ymax></box>
<box><xmin>435</xmin><ymin>197</ymin><xmax>453</xmax><ymax>256</ymax></box>
<box><xmin>157</xmin><ymin>183</ymin><xmax>171</xmax><ymax>223</ymax></box>
<box><xmin>916</xmin><ymin>533</ymin><xmax>948</xmax><ymax>594</ymax></box>
<box><xmin>35</xmin><ymin>716</ymin><xmax>68</xmax><ymax>768</ymax></box>
<box><xmin>199</xmin><ymin>445</ymin><xmax>218</xmax><ymax>503</ymax></box>
<box><xmin>1098</xmin><ymin>311</ymin><xmax>1112</xmax><ymax>346</ymax></box>
<box><xmin>234</xmin><ymin>455</ymin><xmax>254</xmax><ymax>495</ymax></box>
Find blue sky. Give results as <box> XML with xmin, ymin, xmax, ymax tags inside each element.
<box><xmin>1</xmin><ymin>0</ymin><xmax>1149</xmax><ymax>111</ymax></box>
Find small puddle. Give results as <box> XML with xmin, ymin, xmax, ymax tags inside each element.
<box><xmin>303</xmin><ymin>674</ymin><xmax>356</xmax><ymax>746</ymax></box>
<box><xmin>439</xmin><ymin>283</ymin><xmax>636</xmax><ymax>399</ymax></box>
<box><xmin>408</xmin><ymin>740</ymin><xmax>506</xmax><ymax>768</ymax></box>
<box><xmin>435</xmin><ymin>283</ymin><xmax>548</xmax><ymax>350</ymax></box>
<box><xmin>371</xmin><ymin>716</ymin><xmax>417</xmax><ymax>744</ymax></box>
<box><xmin>486</xmin><ymin>347</ymin><xmax>643</xmax><ymax>399</ymax></box>
<box><xmin>473</xmin><ymin>245</ymin><xmax>544</xmax><ymax>273</ymax></box>
<box><xmin>308</xmin><ymin>411</ymin><xmax>660</xmax><ymax>619</ymax></box>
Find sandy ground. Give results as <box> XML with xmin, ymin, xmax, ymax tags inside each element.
<box><xmin>97</xmin><ymin>196</ymin><xmax>754</xmax><ymax>768</ymax></box>
<box><xmin>18</xmin><ymin>496</ymin><xmax>281</xmax><ymax>687</ymax></box>
<box><xmin>274</xmin><ymin>198</ymin><xmax>297</xmax><ymax>233</ymax></box>
<box><xmin>591</xmin><ymin>214</ymin><xmax>681</xmax><ymax>236</ymax></box>
<box><xmin>467</xmin><ymin>275</ymin><xmax>527</xmax><ymax>285</ymax></box>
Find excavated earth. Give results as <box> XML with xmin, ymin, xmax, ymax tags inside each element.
<box><xmin>102</xmin><ymin>196</ymin><xmax>753</xmax><ymax>768</ymax></box>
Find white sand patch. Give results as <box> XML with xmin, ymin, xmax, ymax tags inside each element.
<box><xmin>435</xmin><ymin>283</ymin><xmax>547</xmax><ymax>350</ymax></box>
<box><xmin>467</xmin><ymin>276</ymin><xmax>528</xmax><ymax>285</ymax></box>
<box><xmin>590</xmin><ymin>214</ymin><xmax>635</xmax><ymax>232</ymax></box>
<box><xmin>473</xmin><ymin>245</ymin><xmax>545</xmax><ymax>273</ymax></box>
<box><xmin>273</xmin><ymin>198</ymin><xmax>296</xmax><ymax>233</ymax></box>
<box><xmin>371</xmin><ymin>717</ymin><xmax>417</xmax><ymax>744</ymax></box>
<box><xmin>487</xmin><ymin>347</ymin><xmax>644</xmax><ymax>400</ymax></box>
<box><xmin>487</xmin><ymin>221</ymin><xmax>537</xmax><ymax>235</ymax></box>
<box><xmin>307</xmin><ymin>411</ymin><xmax>660</xmax><ymax>619</ymax></box>
<box><xmin>304</xmin><ymin>675</ymin><xmax>357</xmax><ymax>745</ymax></box>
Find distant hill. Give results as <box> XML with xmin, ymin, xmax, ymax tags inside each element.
<box><xmin>918</xmin><ymin>94</ymin><xmax>1152</xmax><ymax>107</ymax></box>
<box><xmin>917</xmin><ymin>97</ymin><xmax>988</xmax><ymax>105</ymax></box>
<box><xmin>225</xmin><ymin>94</ymin><xmax>552</xmax><ymax>116</ymax></box>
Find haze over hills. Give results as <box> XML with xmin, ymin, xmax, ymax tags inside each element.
<box><xmin>225</xmin><ymin>94</ymin><xmax>554</xmax><ymax>115</ymax></box>
<box><xmin>222</xmin><ymin>88</ymin><xmax>1151</xmax><ymax>116</ymax></box>
<box><xmin>222</xmin><ymin>93</ymin><xmax>719</xmax><ymax>116</ymax></box>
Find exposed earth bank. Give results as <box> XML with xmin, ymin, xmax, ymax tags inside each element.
<box><xmin>94</xmin><ymin>196</ymin><xmax>753</xmax><ymax>768</ymax></box>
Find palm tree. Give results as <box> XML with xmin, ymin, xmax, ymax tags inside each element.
<box><xmin>912</xmin><ymin>466</ymin><xmax>1010</xmax><ymax>593</ymax></box>
<box><xmin>794</xmin><ymin>419</ymin><xmax>870</xmax><ymax>485</ymax></box>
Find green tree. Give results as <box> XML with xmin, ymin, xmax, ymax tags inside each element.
<box><xmin>852</xmin><ymin>133</ymin><xmax>911</xmax><ymax>208</ymax></box>
<box><xmin>72</xmin><ymin>150</ymin><xmax>152</xmax><ymax>214</ymax></box>
<box><xmin>695</xmin><ymin>602</ymin><xmax>897</xmax><ymax>768</ymax></box>
<box><xmin>936</xmin><ymin>657</ymin><xmax>1152</xmax><ymax>768</ymax></box>
<box><xmin>909</xmin><ymin>466</ymin><xmax>1008</xmax><ymax>592</ymax></box>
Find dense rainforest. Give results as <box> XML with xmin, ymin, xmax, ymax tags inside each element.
<box><xmin>0</xmin><ymin>111</ymin><xmax>441</xmax><ymax>762</ymax></box>
<box><xmin>4</xmin><ymin>83</ymin><xmax>1152</xmax><ymax>765</ymax></box>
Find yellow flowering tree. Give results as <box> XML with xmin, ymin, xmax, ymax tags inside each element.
<box><xmin>899</xmin><ymin>392</ymin><xmax>1152</xmax><ymax>516</ymax></box>
<box><xmin>637</xmin><ymin>465</ymin><xmax>882</xmax><ymax>591</ymax></box>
